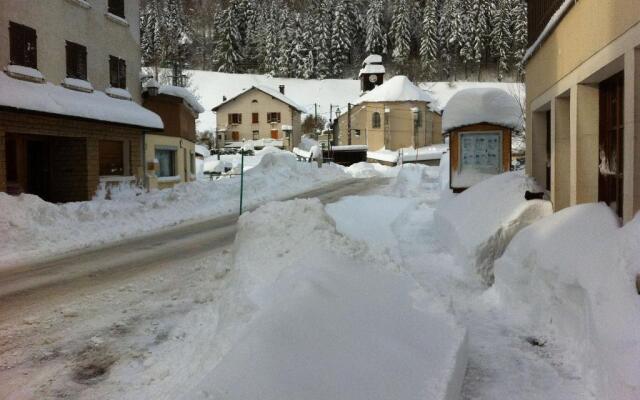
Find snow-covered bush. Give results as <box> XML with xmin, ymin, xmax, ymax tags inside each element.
<box><xmin>434</xmin><ymin>172</ymin><xmax>553</xmax><ymax>285</ymax></box>
<box><xmin>492</xmin><ymin>204</ymin><xmax>640</xmax><ymax>400</ymax></box>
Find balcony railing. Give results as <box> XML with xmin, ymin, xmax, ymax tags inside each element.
<box><xmin>528</xmin><ymin>0</ymin><xmax>567</xmax><ymax>46</ymax></box>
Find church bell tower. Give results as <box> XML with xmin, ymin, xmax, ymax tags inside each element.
<box><xmin>359</xmin><ymin>54</ymin><xmax>385</xmax><ymax>93</ymax></box>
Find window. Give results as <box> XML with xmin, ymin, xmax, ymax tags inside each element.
<box><xmin>66</xmin><ymin>41</ymin><xmax>87</xmax><ymax>80</ymax></box>
<box><xmin>109</xmin><ymin>55</ymin><xmax>126</xmax><ymax>88</ymax></box>
<box><xmin>251</xmin><ymin>99</ymin><xmax>258</xmax><ymax>103</ymax></box>
<box><xmin>228</xmin><ymin>113</ymin><xmax>242</xmax><ymax>124</ymax></box>
<box><xmin>372</xmin><ymin>112</ymin><xmax>381</xmax><ymax>128</ymax></box>
<box><xmin>155</xmin><ymin>148</ymin><xmax>176</xmax><ymax>177</ymax></box>
<box><xmin>190</xmin><ymin>152</ymin><xmax>196</xmax><ymax>174</ymax></box>
<box><xmin>9</xmin><ymin>22</ymin><xmax>37</xmax><ymax>68</ymax></box>
<box><xmin>99</xmin><ymin>140</ymin><xmax>124</xmax><ymax>176</ymax></box>
<box><xmin>252</xmin><ymin>130</ymin><xmax>259</xmax><ymax>140</ymax></box>
<box><xmin>108</xmin><ymin>0</ymin><xmax>125</xmax><ymax>18</ymax></box>
<box><xmin>267</xmin><ymin>112</ymin><xmax>281</xmax><ymax>123</ymax></box>
<box><xmin>252</xmin><ymin>113</ymin><xmax>259</xmax><ymax>124</ymax></box>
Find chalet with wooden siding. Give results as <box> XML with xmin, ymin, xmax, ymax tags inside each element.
<box><xmin>525</xmin><ymin>0</ymin><xmax>640</xmax><ymax>222</ymax></box>
<box><xmin>142</xmin><ymin>82</ymin><xmax>204</xmax><ymax>190</ymax></box>
<box><xmin>0</xmin><ymin>0</ymin><xmax>162</xmax><ymax>202</ymax></box>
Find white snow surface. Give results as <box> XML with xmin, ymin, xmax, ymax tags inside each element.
<box><xmin>187</xmin><ymin>199</ymin><xmax>468</xmax><ymax>400</ymax></box>
<box><xmin>368</xmin><ymin>144</ymin><xmax>448</xmax><ymax>163</ymax></box>
<box><xmin>61</xmin><ymin>77</ymin><xmax>94</xmax><ymax>92</ymax></box>
<box><xmin>354</xmin><ymin>75</ymin><xmax>435</xmax><ymax>106</ymax></box>
<box><xmin>0</xmin><ymin>72</ymin><xmax>163</xmax><ymax>129</ymax></box>
<box><xmin>104</xmin><ymin>87</ymin><xmax>133</xmax><ymax>100</ymax></box>
<box><xmin>158</xmin><ymin>85</ymin><xmax>205</xmax><ymax>113</ymax></box>
<box><xmin>4</xmin><ymin>65</ymin><xmax>44</xmax><ymax>81</ymax></box>
<box><xmin>363</xmin><ymin>54</ymin><xmax>383</xmax><ymax>65</ymax></box>
<box><xmin>434</xmin><ymin>172</ymin><xmax>553</xmax><ymax>284</ymax></box>
<box><xmin>0</xmin><ymin>152</ymin><xmax>349</xmax><ymax>267</ymax></box>
<box><xmin>492</xmin><ymin>203</ymin><xmax>640</xmax><ymax>400</ymax></box>
<box><xmin>194</xmin><ymin>144</ymin><xmax>210</xmax><ymax>158</ymax></box>
<box><xmin>442</xmin><ymin>87</ymin><xmax>524</xmax><ymax>132</ymax></box>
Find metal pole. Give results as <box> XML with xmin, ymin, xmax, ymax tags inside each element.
<box><xmin>347</xmin><ymin>103</ymin><xmax>352</xmax><ymax>145</ymax></box>
<box><xmin>239</xmin><ymin>150</ymin><xmax>244</xmax><ymax>216</ymax></box>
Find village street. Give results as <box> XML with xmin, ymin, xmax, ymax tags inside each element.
<box><xmin>0</xmin><ymin>168</ymin><xmax>597</xmax><ymax>400</ymax></box>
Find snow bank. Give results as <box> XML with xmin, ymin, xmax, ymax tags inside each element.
<box><xmin>393</xmin><ymin>163</ymin><xmax>441</xmax><ymax>198</ymax></box>
<box><xmin>0</xmin><ymin>153</ymin><xmax>349</xmax><ymax>267</ymax></box>
<box><xmin>345</xmin><ymin>162</ymin><xmax>396</xmax><ymax>178</ymax></box>
<box><xmin>442</xmin><ymin>87</ymin><xmax>524</xmax><ymax>132</ymax></box>
<box><xmin>434</xmin><ymin>173</ymin><xmax>553</xmax><ymax>285</ymax></box>
<box><xmin>492</xmin><ymin>204</ymin><xmax>640</xmax><ymax>400</ymax></box>
<box><xmin>367</xmin><ymin>144</ymin><xmax>448</xmax><ymax>164</ymax></box>
<box><xmin>187</xmin><ymin>199</ymin><xmax>468</xmax><ymax>400</ymax></box>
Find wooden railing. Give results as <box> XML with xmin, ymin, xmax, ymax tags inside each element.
<box><xmin>528</xmin><ymin>0</ymin><xmax>567</xmax><ymax>46</ymax></box>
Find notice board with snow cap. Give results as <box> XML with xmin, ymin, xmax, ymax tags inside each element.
<box><xmin>442</xmin><ymin>88</ymin><xmax>523</xmax><ymax>192</ymax></box>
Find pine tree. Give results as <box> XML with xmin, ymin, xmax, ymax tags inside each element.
<box><xmin>330</xmin><ymin>0</ymin><xmax>352</xmax><ymax>77</ymax></box>
<box><xmin>419</xmin><ymin>0</ymin><xmax>439</xmax><ymax>79</ymax></box>
<box><xmin>314</xmin><ymin>0</ymin><xmax>333</xmax><ymax>79</ymax></box>
<box><xmin>490</xmin><ymin>0</ymin><xmax>511</xmax><ymax>81</ymax></box>
<box><xmin>302</xmin><ymin>50</ymin><xmax>316</xmax><ymax>79</ymax></box>
<box><xmin>389</xmin><ymin>0</ymin><xmax>412</xmax><ymax>64</ymax></box>
<box><xmin>365</xmin><ymin>0</ymin><xmax>387</xmax><ymax>55</ymax></box>
<box><xmin>509</xmin><ymin>0</ymin><xmax>528</xmax><ymax>81</ymax></box>
<box><xmin>215</xmin><ymin>4</ymin><xmax>243</xmax><ymax>73</ymax></box>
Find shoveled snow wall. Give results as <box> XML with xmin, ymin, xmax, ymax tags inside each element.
<box><xmin>187</xmin><ymin>199</ymin><xmax>468</xmax><ymax>400</ymax></box>
<box><xmin>492</xmin><ymin>204</ymin><xmax>640</xmax><ymax>400</ymax></box>
<box><xmin>434</xmin><ymin>172</ymin><xmax>553</xmax><ymax>285</ymax></box>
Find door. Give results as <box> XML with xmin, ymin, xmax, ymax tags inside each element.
<box><xmin>599</xmin><ymin>72</ymin><xmax>624</xmax><ymax>217</ymax></box>
<box><xmin>26</xmin><ymin>139</ymin><xmax>51</xmax><ymax>201</ymax></box>
<box><xmin>232</xmin><ymin>131</ymin><xmax>240</xmax><ymax>141</ymax></box>
<box><xmin>270</xmin><ymin>130</ymin><xmax>279</xmax><ymax>139</ymax></box>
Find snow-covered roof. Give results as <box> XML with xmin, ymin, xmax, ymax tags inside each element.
<box><xmin>195</xmin><ymin>144</ymin><xmax>210</xmax><ymax>157</ymax></box>
<box><xmin>212</xmin><ymin>85</ymin><xmax>306</xmax><ymax>113</ymax></box>
<box><xmin>354</xmin><ymin>76</ymin><xmax>434</xmax><ymax>105</ymax></box>
<box><xmin>442</xmin><ymin>87</ymin><xmax>524</xmax><ymax>132</ymax></box>
<box><xmin>358</xmin><ymin>64</ymin><xmax>386</xmax><ymax>77</ymax></box>
<box><xmin>0</xmin><ymin>71</ymin><xmax>163</xmax><ymax>129</ymax></box>
<box><xmin>363</xmin><ymin>54</ymin><xmax>383</xmax><ymax>65</ymax></box>
<box><xmin>158</xmin><ymin>85</ymin><xmax>205</xmax><ymax>114</ymax></box>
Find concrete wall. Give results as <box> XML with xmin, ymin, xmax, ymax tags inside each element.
<box><xmin>144</xmin><ymin>134</ymin><xmax>195</xmax><ymax>190</ymax></box>
<box><xmin>526</xmin><ymin>0</ymin><xmax>640</xmax><ymax>222</ymax></box>
<box><xmin>0</xmin><ymin>0</ymin><xmax>142</xmax><ymax>102</ymax></box>
<box><xmin>337</xmin><ymin>101</ymin><xmax>441</xmax><ymax>151</ymax></box>
<box><xmin>214</xmin><ymin>88</ymin><xmax>302</xmax><ymax>149</ymax></box>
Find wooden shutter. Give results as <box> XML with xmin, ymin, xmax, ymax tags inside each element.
<box><xmin>109</xmin><ymin>56</ymin><xmax>118</xmax><ymax>87</ymax></box>
<box><xmin>108</xmin><ymin>0</ymin><xmax>125</xmax><ymax>18</ymax></box>
<box><xmin>118</xmin><ymin>58</ymin><xmax>126</xmax><ymax>88</ymax></box>
<box><xmin>9</xmin><ymin>22</ymin><xmax>37</xmax><ymax>68</ymax></box>
<box><xmin>276</xmin><ymin>112</ymin><xmax>281</xmax><ymax>123</ymax></box>
<box><xmin>66</xmin><ymin>42</ymin><xmax>87</xmax><ymax>80</ymax></box>
<box><xmin>238</xmin><ymin>114</ymin><xmax>242</xmax><ymax>124</ymax></box>
<box><xmin>252</xmin><ymin>113</ymin><xmax>259</xmax><ymax>123</ymax></box>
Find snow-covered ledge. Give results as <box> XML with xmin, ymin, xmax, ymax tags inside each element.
<box><xmin>99</xmin><ymin>176</ymin><xmax>136</xmax><ymax>183</ymax></box>
<box><xmin>4</xmin><ymin>65</ymin><xmax>45</xmax><ymax>83</ymax></box>
<box><xmin>105</xmin><ymin>87</ymin><xmax>132</xmax><ymax>101</ymax></box>
<box><xmin>157</xmin><ymin>175</ymin><xmax>181</xmax><ymax>183</ymax></box>
<box><xmin>64</xmin><ymin>0</ymin><xmax>91</xmax><ymax>9</ymax></box>
<box><xmin>105</xmin><ymin>12</ymin><xmax>129</xmax><ymax>27</ymax></box>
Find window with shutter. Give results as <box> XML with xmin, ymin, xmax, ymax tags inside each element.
<box><xmin>252</xmin><ymin>113</ymin><xmax>259</xmax><ymax>123</ymax></box>
<box><xmin>109</xmin><ymin>55</ymin><xmax>126</xmax><ymax>88</ymax></box>
<box><xmin>9</xmin><ymin>22</ymin><xmax>37</xmax><ymax>69</ymax></box>
<box><xmin>66</xmin><ymin>41</ymin><xmax>87</xmax><ymax>80</ymax></box>
<box><xmin>108</xmin><ymin>0</ymin><xmax>125</xmax><ymax>18</ymax></box>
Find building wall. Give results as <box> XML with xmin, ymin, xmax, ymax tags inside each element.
<box><xmin>143</xmin><ymin>95</ymin><xmax>198</xmax><ymax>142</ymax></box>
<box><xmin>144</xmin><ymin>134</ymin><xmax>195</xmax><ymax>190</ymax></box>
<box><xmin>0</xmin><ymin>131</ymin><xmax>5</xmax><ymax>192</ymax></box>
<box><xmin>337</xmin><ymin>101</ymin><xmax>440</xmax><ymax>151</ymax></box>
<box><xmin>0</xmin><ymin>110</ymin><xmax>143</xmax><ymax>200</ymax></box>
<box><xmin>215</xmin><ymin>89</ymin><xmax>302</xmax><ymax>149</ymax></box>
<box><xmin>526</xmin><ymin>0</ymin><xmax>640</xmax><ymax>222</ymax></box>
<box><xmin>0</xmin><ymin>0</ymin><xmax>142</xmax><ymax>102</ymax></box>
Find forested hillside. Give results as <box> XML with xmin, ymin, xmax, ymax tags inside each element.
<box><xmin>140</xmin><ymin>0</ymin><xmax>527</xmax><ymax>84</ymax></box>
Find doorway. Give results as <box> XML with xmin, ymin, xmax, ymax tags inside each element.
<box><xmin>599</xmin><ymin>72</ymin><xmax>624</xmax><ymax>217</ymax></box>
<box><xmin>270</xmin><ymin>130</ymin><xmax>279</xmax><ymax>139</ymax></box>
<box><xmin>26</xmin><ymin>138</ymin><xmax>51</xmax><ymax>201</ymax></box>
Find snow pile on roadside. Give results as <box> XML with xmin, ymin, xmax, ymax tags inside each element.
<box><xmin>434</xmin><ymin>172</ymin><xmax>553</xmax><ymax>285</ymax></box>
<box><xmin>187</xmin><ymin>199</ymin><xmax>468</xmax><ymax>400</ymax></box>
<box><xmin>345</xmin><ymin>162</ymin><xmax>397</xmax><ymax>178</ymax></box>
<box><xmin>392</xmin><ymin>164</ymin><xmax>441</xmax><ymax>198</ymax></box>
<box><xmin>492</xmin><ymin>204</ymin><xmax>640</xmax><ymax>400</ymax></box>
<box><xmin>0</xmin><ymin>152</ymin><xmax>349</xmax><ymax>267</ymax></box>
